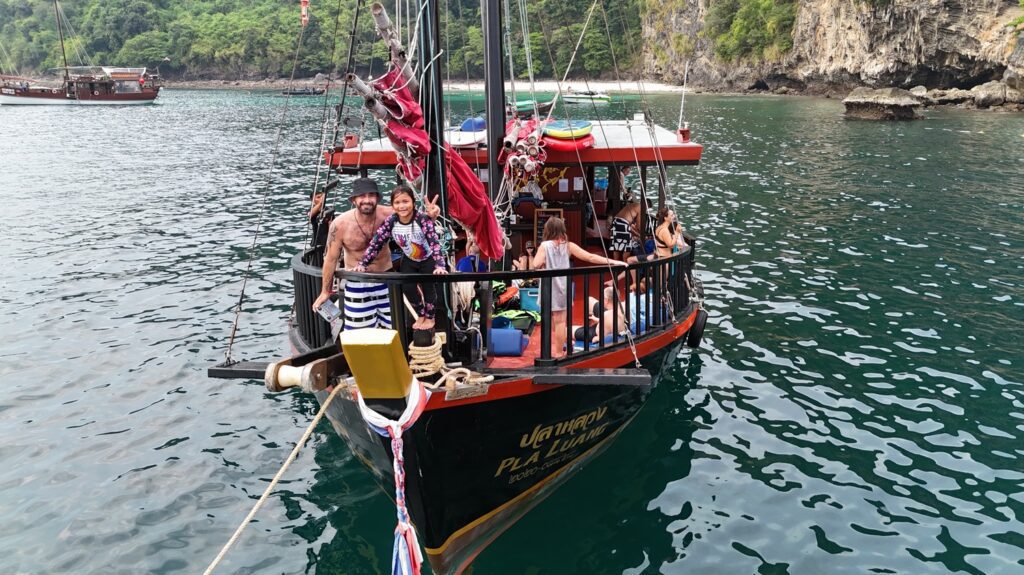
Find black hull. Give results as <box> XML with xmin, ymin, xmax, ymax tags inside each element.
<box><xmin>313</xmin><ymin>339</ymin><xmax>682</xmax><ymax>574</ymax></box>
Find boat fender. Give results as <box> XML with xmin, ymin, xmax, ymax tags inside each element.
<box><xmin>686</xmin><ymin>308</ymin><xmax>708</xmax><ymax>348</ymax></box>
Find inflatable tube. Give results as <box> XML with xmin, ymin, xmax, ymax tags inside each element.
<box><xmin>542</xmin><ymin>134</ymin><xmax>594</xmax><ymax>152</ymax></box>
<box><xmin>542</xmin><ymin>120</ymin><xmax>593</xmax><ymax>139</ymax></box>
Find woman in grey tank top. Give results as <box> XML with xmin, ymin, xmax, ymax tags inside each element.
<box><xmin>532</xmin><ymin>217</ymin><xmax>627</xmax><ymax>358</ymax></box>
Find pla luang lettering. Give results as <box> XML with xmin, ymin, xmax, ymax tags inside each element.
<box><xmin>494</xmin><ymin>406</ymin><xmax>609</xmax><ymax>479</ymax></box>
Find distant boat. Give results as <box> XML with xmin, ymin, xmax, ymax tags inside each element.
<box><xmin>562</xmin><ymin>87</ymin><xmax>610</xmax><ymax>104</ymax></box>
<box><xmin>0</xmin><ymin>2</ymin><xmax>161</xmax><ymax>106</ymax></box>
<box><xmin>282</xmin><ymin>87</ymin><xmax>326</xmax><ymax>96</ymax></box>
<box><xmin>512</xmin><ymin>98</ymin><xmax>554</xmax><ymax>116</ymax></box>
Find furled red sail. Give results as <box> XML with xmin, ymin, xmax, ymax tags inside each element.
<box><xmin>371</xmin><ymin>68</ymin><xmax>504</xmax><ymax>261</ymax></box>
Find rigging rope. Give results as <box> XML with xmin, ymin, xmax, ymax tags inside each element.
<box><xmin>533</xmin><ymin>4</ymin><xmax>642</xmax><ymax>366</ymax></box>
<box><xmin>305</xmin><ymin>0</ymin><xmax>362</xmax><ymax>248</ymax></box>
<box><xmin>202</xmin><ymin>382</ymin><xmax>345</xmax><ymax>575</ymax></box>
<box><xmin>224</xmin><ymin>23</ymin><xmax>310</xmax><ymax>362</ymax></box>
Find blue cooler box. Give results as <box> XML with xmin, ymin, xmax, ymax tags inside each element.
<box><xmin>520</xmin><ymin>287</ymin><xmax>540</xmax><ymax>312</ymax></box>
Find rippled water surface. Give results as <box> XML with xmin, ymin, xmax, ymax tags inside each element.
<box><xmin>1</xmin><ymin>90</ymin><xmax>1022</xmax><ymax>574</ymax></box>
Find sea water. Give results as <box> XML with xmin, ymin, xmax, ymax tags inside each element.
<box><xmin>0</xmin><ymin>90</ymin><xmax>1021</xmax><ymax>574</ymax></box>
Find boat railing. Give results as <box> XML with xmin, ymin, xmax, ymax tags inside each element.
<box><xmin>291</xmin><ymin>239</ymin><xmax>698</xmax><ymax>363</ymax></box>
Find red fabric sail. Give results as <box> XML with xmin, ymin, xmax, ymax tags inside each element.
<box><xmin>444</xmin><ymin>143</ymin><xmax>504</xmax><ymax>261</ymax></box>
<box><xmin>369</xmin><ymin>67</ymin><xmax>504</xmax><ymax>261</ymax></box>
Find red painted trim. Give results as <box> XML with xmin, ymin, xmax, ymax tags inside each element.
<box><xmin>424</xmin><ymin>309</ymin><xmax>696</xmax><ymax>411</ymax></box>
<box><xmin>326</xmin><ymin>142</ymin><xmax>702</xmax><ymax>169</ymax></box>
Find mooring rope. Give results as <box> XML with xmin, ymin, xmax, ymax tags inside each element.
<box><xmin>202</xmin><ymin>382</ymin><xmax>344</xmax><ymax>575</ymax></box>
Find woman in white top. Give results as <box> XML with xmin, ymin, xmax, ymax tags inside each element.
<box><xmin>531</xmin><ymin>217</ymin><xmax>626</xmax><ymax>358</ymax></box>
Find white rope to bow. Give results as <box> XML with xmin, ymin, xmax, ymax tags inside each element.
<box><xmin>203</xmin><ymin>383</ymin><xmax>345</xmax><ymax>575</ymax></box>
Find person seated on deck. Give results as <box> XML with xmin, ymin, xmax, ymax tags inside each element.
<box><xmin>455</xmin><ymin>235</ymin><xmax>488</xmax><ymax>272</ymax></box>
<box><xmin>355</xmin><ymin>185</ymin><xmax>448</xmax><ymax>331</ymax></box>
<box><xmin>532</xmin><ymin>217</ymin><xmax>626</xmax><ymax>359</ymax></box>
<box><xmin>512</xmin><ymin>241</ymin><xmax>535</xmax><ymax>272</ymax></box>
<box><xmin>572</xmin><ymin>287</ymin><xmax>627</xmax><ymax>344</ymax></box>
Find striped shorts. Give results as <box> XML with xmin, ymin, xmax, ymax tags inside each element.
<box><xmin>343</xmin><ymin>281</ymin><xmax>393</xmax><ymax>330</ymax></box>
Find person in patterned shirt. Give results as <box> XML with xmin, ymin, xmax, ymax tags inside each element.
<box><xmin>355</xmin><ymin>185</ymin><xmax>448</xmax><ymax>330</ymax></box>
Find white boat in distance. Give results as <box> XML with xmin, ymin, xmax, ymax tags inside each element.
<box><xmin>562</xmin><ymin>87</ymin><xmax>611</xmax><ymax>103</ymax></box>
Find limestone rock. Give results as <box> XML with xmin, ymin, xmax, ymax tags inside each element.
<box><xmin>843</xmin><ymin>87</ymin><xmax>921</xmax><ymax>120</ymax></box>
<box><xmin>972</xmin><ymin>81</ymin><xmax>1007</xmax><ymax>108</ymax></box>
<box><xmin>910</xmin><ymin>85</ymin><xmax>928</xmax><ymax>98</ymax></box>
<box><xmin>645</xmin><ymin>0</ymin><xmax>1024</xmax><ymax>103</ymax></box>
<box><xmin>928</xmin><ymin>88</ymin><xmax>974</xmax><ymax>105</ymax></box>
<box><xmin>1006</xmin><ymin>88</ymin><xmax>1024</xmax><ymax>104</ymax></box>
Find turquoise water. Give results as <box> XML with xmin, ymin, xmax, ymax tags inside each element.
<box><xmin>0</xmin><ymin>90</ymin><xmax>1021</xmax><ymax>574</ymax></box>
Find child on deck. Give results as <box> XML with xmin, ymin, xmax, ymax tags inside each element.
<box><xmin>355</xmin><ymin>185</ymin><xmax>447</xmax><ymax>330</ymax></box>
<box><xmin>531</xmin><ymin>217</ymin><xmax>626</xmax><ymax>358</ymax></box>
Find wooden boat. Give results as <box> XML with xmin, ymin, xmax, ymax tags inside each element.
<box><xmin>210</xmin><ymin>1</ymin><xmax>706</xmax><ymax>573</ymax></box>
<box><xmin>0</xmin><ymin>3</ymin><xmax>160</xmax><ymax>106</ymax></box>
<box><xmin>513</xmin><ymin>98</ymin><xmax>554</xmax><ymax>116</ymax></box>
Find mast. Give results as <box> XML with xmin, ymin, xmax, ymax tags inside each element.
<box><xmin>417</xmin><ymin>0</ymin><xmax>448</xmax><ymax>220</ymax></box>
<box><xmin>482</xmin><ymin>0</ymin><xmax>506</xmax><ymax>265</ymax></box>
<box><xmin>53</xmin><ymin>0</ymin><xmax>70</xmax><ymax>86</ymax></box>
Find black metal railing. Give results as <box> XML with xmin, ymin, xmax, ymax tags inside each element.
<box><xmin>291</xmin><ymin>239</ymin><xmax>698</xmax><ymax>363</ymax></box>
<box><xmin>292</xmin><ymin>249</ymin><xmax>333</xmax><ymax>349</ymax></box>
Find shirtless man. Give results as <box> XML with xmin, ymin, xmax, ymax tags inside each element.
<box><xmin>311</xmin><ymin>177</ymin><xmax>439</xmax><ymax>331</ymax></box>
<box><xmin>572</xmin><ymin>287</ymin><xmax>627</xmax><ymax>344</ymax></box>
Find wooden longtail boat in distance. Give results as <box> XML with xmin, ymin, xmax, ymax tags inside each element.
<box><xmin>0</xmin><ymin>3</ymin><xmax>161</xmax><ymax>106</ymax></box>
<box><xmin>209</xmin><ymin>0</ymin><xmax>707</xmax><ymax>573</ymax></box>
<box><xmin>0</xmin><ymin>67</ymin><xmax>161</xmax><ymax>106</ymax></box>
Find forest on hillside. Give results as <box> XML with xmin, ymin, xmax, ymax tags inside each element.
<box><xmin>0</xmin><ymin>0</ymin><xmax>643</xmax><ymax>79</ymax></box>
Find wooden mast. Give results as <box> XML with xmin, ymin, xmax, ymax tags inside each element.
<box><xmin>53</xmin><ymin>0</ymin><xmax>70</xmax><ymax>88</ymax></box>
<box><xmin>417</xmin><ymin>0</ymin><xmax>448</xmax><ymax>221</ymax></box>
<box><xmin>482</xmin><ymin>0</ymin><xmax>507</xmax><ymax>267</ymax></box>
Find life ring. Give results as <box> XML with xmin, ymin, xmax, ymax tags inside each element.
<box><xmin>93</xmin><ymin>91</ymin><xmax>99</xmax><ymax>96</ymax></box>
<box><xmin>51</xmin><ymin>89</ymin><xmax>58</xmax><ymax>94</ymax></box>
<box><xmin>542</xmin><ymin>120</ymin><xmax>593</xmax><ymax>139</ymax></box>
<box><xmin>686</xmin><ymin>308</ymin><xmax>708</xmax><ymax>348</ymax></box>
<box><xmin>541</xmin><ymin>134</ymin><xmax>595</xmax><ymax>152</ymax></box>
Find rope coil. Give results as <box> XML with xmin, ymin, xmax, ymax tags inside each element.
<box><xmin>408</xmin><ymin>332</ymin><xmax>494</xmax><ymax>391</ymax></box>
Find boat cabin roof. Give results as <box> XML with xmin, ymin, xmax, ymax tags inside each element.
<box><xmin>328</xmin><ymin>120</ymin><xmax>701</xmax><ymax>169</ymax></box>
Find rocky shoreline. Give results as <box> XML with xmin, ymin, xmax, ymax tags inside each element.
<box><xmin>163</xmin><ymin>77</ymin><xmax>688</xmax><ymax>94</ymax></box>
<box><xmin>163</xmin><ymin>77</ymin><xmax>1023</xmax><ymax>113</ymax></box>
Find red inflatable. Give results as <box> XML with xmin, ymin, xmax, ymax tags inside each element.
<box><xmin>541</xmin><ymin>134</ymin><xmax>595</xmax><ymax>152</ymax></box>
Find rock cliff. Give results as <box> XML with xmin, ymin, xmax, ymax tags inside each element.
<box><xmin>644</xmin><ymin>0</ymin><xmax>1024</xmax><ymax>95</ymax></box>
